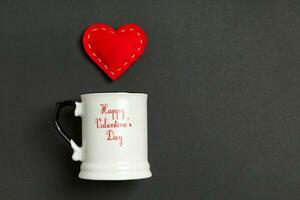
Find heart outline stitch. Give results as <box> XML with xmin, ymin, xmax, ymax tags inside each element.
<box><xmin>82</xmin><ymin>23</ymin><xmax>147</xmax><ymax>80</ymax></box>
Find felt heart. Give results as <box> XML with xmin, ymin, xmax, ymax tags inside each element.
<box><xmin>82</xmin><ymin>23</ymin><xmax>147</xmax><ymax>80</ymax></box>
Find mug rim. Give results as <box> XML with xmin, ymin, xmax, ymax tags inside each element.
<box><xmin>81</xmin><ymin>92</ymin><xmax>147</xmax><ymax>97</ymax></box>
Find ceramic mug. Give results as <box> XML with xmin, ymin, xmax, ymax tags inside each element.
<box><xmin>54</xmin><ymin>92</ymin><xmax>152</xmax><ymax>180</ymax></box>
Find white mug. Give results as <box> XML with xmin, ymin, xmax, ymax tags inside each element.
<box><xmin>54</xmin><ymin>92</ymin><xmax>152</xmax><ymax>180</ymax></box>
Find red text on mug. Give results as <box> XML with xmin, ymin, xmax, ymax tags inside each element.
<box><xmin>94</xmin><ymin>104</ymin><xmax>132</xmax><ymax>146</ymax></box>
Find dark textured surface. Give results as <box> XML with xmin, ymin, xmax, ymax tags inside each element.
<box><xmin>1</xmin><ymin>0</ymin><xmax>300</xmax><ymax>199</ymax></box>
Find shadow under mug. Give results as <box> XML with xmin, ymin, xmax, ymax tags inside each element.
<box><xmin>54</xmin><ymin>92</ymin><xmax>152</xmax><ymax>180</ymax></box>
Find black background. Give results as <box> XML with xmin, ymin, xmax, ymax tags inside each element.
<box><xmin>1</xmin><ymin>0</ymin><xmax>300</xmax><ymax>199</ymax></box>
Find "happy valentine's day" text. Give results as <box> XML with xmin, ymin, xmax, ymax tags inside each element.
<box><xmin>94</xmin><ymin>104</ymin><xmax>132</xmax><ymax>146</ymax></box>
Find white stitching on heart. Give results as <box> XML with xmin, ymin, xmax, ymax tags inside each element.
<box><xmin>87</xmin><ymin>26</ymin><xmax>143</xmax><ymax>78</ymax></box>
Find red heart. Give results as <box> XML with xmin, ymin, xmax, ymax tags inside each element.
<box><xmin>82</xmin><ymin>23</ymin><xmax>147</xmax><ymax>80</ymax></box>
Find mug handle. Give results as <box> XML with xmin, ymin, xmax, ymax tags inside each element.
<box><xmin>54</xmin><ymin>100</ymin><xmax>83</xmax><ymax>161</ymax></box>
